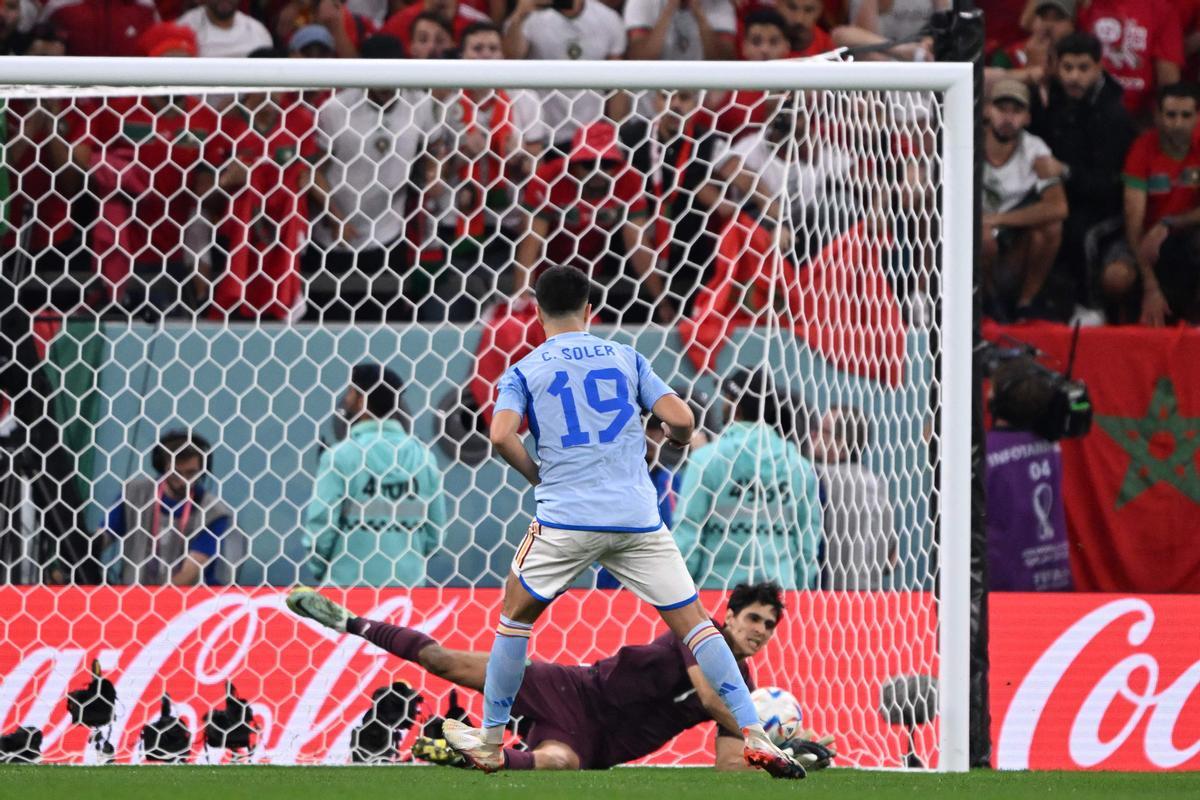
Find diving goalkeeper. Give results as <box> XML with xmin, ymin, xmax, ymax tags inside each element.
<box><xmin>286</xmin><ymin>581</ymin><xmax>834</xmax><ymax>771</ymax></box>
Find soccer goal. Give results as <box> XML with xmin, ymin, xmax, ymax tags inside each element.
<box><xmin>0</xmin><ymin>55</ymin><xmax>972</xmax><ymax>770</ymax></box>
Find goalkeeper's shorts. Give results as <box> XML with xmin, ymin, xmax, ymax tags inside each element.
<box><xmin>513</xmin><ymin>523</ymin><xmax>697</xmax><ymax>610</ymax></box>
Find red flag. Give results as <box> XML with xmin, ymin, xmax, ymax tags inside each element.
<box><xmin>679</xmin><ymin>214</ymin><xmax>906</xmax><ymax>386</ymax></box>
<box><xmin>796</xmin><ymin>222</ymin><xmax>906</xmax><ymax>387</ymax></box>
<box><xmin>985</xmin><ymin>321</ymin><xmax>1200</xmax><ymax>592</ymax></box>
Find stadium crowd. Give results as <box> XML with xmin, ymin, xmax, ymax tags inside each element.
<box><xmin>0</xmin><ymin>0</ymin><xmax>1194</xmax><ymax>594</ymax></box>
<box><xmin>0</xmin><ymin>0</ymin><xmax>1197</xmax><ymax>327</ymax></box>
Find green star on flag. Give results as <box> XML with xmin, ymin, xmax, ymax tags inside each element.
<box><xmin>1098</xmin><ymin>377</ymin><xmax>1200</xmax><ymax>508</ymax></box>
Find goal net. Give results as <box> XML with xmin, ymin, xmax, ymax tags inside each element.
<box><xmin>0</xmin><ymin>58</ymin><xmax>971</xmax><ymax>769</ymax></box>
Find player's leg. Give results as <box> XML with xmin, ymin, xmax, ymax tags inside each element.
<box><xmin>285</xmin><ymin>587</ymin><xmax>490</xmax><ymax>690</ymax></box>
<box><xmin>445</xmin><ymin>522</ymin><xmax>598</xmax><ymax>772</ymax></box>
<box><xmin>599</xmin><ymin>531</ymin><xmax>806</xmax><ymax>779</ymax></box>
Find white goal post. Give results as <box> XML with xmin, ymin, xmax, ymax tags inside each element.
<box><xmin>0</xmin><ymin>56</ymin><xmax>972</xmax><ymax>771</ymax></box>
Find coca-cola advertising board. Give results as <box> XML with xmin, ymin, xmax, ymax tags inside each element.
<box><xmin>0</xmin><ymin>587</ymin><xmax>938</xmax><ymax>766</ymax></box>
<box><xmin>990</xmin><ymin>593</ymin><xmax>1200</xmax><ymax>770</ymax></box>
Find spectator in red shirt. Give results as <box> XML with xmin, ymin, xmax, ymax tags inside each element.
<box><xmin>1101</xmin><ymin>82</ymin><xmax>1200</xmax><ymax>324</ymax></box>
<box><xmin>275</xmin><ymin>0</ymin><xmax>378</xmax><ymax>57</ymax></box>
<box><xmin>623</xmin><ymin>89</ymin><xmax>731</xmax><ymax>320</ymax></box>
<box><xmin>381</xmin><ymin>0</ymin><xmax>486</xmax><ymax>54</ymax></box>
<box><xmin>775</xmin><ymin>0</ymin><xmax>833</xmax><ymax>56</ymax></box>
<box><xmin>407</xmin><ymin>11</ymin><xmax>453</xmax><ymax>57</ymax></box>
<box><xmin>713</xmin><ymin>8</ymin><xmax>791</xmax><ymax>138</ymax></box>
<box><xmin>71</xmin><ymin>23</ymin><xmax>225</xmax><ymax>313</ymax></box>
<box><xmin>210</xmin><ymin>73</ymin><xmax>318</xmax><ymax>321</ymax></box>
<box><xmin>39</xmin><ymin>0</ymin><xmax>158</xmax><ymax>57</ymax></box>
<box><xmin>514</xmin><ymin>121</ymin><xmax>663</xmax><ymax>323</ymax></box>
<box><xmin>1077</xmin><ymin>0</ymin><xmax>1184</xmax><ymax>120</ymax></box>
<box><xmin>990</xmin><ymin>0</ymin><xmax>1076</xmax><ymax>88</ymax></box>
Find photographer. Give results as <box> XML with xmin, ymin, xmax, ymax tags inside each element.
<box><xmin>984</xmin><ymin>356</ymin><xmax>1077</xmax><ymax>592</ymax></box>
<box><xmin>104</xmin><ymin>430</ymin><xmax>237</xmax><ymax>586</ymax></box>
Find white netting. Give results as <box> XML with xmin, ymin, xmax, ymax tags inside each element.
<box><xmin>0</xmin><ymin>62</ymin><xmax>964</xmax><ymax>768</ymax></box>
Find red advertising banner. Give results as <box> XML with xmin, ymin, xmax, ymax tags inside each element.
<box><xmin>990</xmin><ymin>593</ymin><xmax>1200</xmax><ymax>770</ymax></box>
<box><xmin>0</xmin><ymin>587</ymin><xmax>937</xmax><ymax>767</ymax></box>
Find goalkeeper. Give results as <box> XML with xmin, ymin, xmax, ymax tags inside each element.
<box><xmin>286</xmin><ymin>580</ymin><xmax>834</xmax><ymax>771</ymax></box>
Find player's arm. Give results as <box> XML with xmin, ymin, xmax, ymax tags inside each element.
<box><xmin>514</xmin><ymin>213</ymin><xmax>551</xmax><ymax>298</ymax></box>
<box><xmin>490</xmin><ymin>409</ymin><xmax>540</xmax><ymax>487</ymax></box>
<box><xmin>985</xmin><ymin>157</ymin><xmax>1067</xmax><ymax>230</ymax></box>
<box><xmin>651</xmin><ymin>393</ymin><xmax>693</xmax><ymax>447</ymax></box>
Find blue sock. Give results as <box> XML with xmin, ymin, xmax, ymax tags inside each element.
<box><xmin>683</xmin><ymin>621</ymin><xmax>760</xmax><ymax>730</ymax></box>
<box><xmin>482</xmin><ymin>615</ymin><xmax>533</xmax><ymax>741</ymax></box>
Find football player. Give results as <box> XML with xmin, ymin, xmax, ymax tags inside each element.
<box><xmin>286</xmin><ymin>581</ymin><xmax>835</xmax><ymax>772</ymax></box>
<box><xmin>457</xmin><ymin>265</ymin><xmax>803</xmax><ymax>777</ymax></box>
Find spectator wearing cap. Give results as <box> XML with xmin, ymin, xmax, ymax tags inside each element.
<box><xmin>625</xmin><ymin>0</ymin><xmax>737</xmax><ymax>62</ymax></box>
<box><xmin>1100</xmin><ymin>82</ymin><xmax>1200</xmax><ymax>325</ymax></box>
<box><xmin>175</xmin><ymin>0</ymin><xmax>272</xmax><ymax>57</ymax></box>
<box><xmin>308</xmin><ymin>34</ymin><xmax>443</xmax><ymax>317</ymax></box>
<box><xmin>503</xmin><ymin>0</ymin><xmax>627</xmax><ymax>151</ymax></box>
<box><xmin>276</xmin><ymin>0</ymin><xmax>379</xmax><ymax>58</ymax></box>
<box><xmin>290</xmin><ymin>23</ymin><xmax>337</xmax><ymax>56</ymax></box>
<box><xmin>513</xmin><ymin>121</ymin><xmax>665</xmax><ymax>323</ymax></box>
<box><xmin>990</xmin><ymin>0</ymin><xmax>1076</xmax><ymax>87</ymax></box>
<box><xmin>981</xmin><ymin>77</ymin><xmax>1069</xmax><ymax>320</ymax></box>
<box><xmin>1029</xmin><ymin>32</ymin><xmax>1135</xmax><ymax>309</ymax></box>
<box><xmin>1074</xmin><ymin>0</ymin><xmax>1183</xmax><ymax>120</ymax></box>
<box><xmin>674</xmin><ymin>368</ymin><xmax>821</xmax><ymax>590</ymax></box>
<box><xmin>303</xmin><ymin>363</ymin><xmax>446</xmax><ymax>587</ymax></box>
<box><xmin>381</xmin><ymin>0</ymin><xmax>487</xmax><ymax>54</ymax></box>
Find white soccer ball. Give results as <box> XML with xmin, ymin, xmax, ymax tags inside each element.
<box><xmin>751</xmin><ymin>686</ymin><xmax>804</xmax><ymax>746</ymax></box>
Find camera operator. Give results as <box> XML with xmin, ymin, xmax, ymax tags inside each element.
<box><xmin>984</xmin><ymin>356</ymin><xmax>1077</xmax><ymax>592</ymax></box>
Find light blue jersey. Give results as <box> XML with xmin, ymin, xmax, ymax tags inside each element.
<box><xmin>494</xmin><ymin>331</ymin><xmax>674</xmax><ymax>532</ymax></box>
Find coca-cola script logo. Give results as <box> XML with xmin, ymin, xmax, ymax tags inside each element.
<box><xmin>991</xmin><ymin>594</ymin><xmax>1200</xmax><ymax>771</ymax></box>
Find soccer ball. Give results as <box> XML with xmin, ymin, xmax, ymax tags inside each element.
<box><xmin>751</xmin><ymin>686</ymin><xmax>803</xmax><ymax>746</ymax></box>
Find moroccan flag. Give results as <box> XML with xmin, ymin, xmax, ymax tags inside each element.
<box><xmin>984</xmin><ymin>322</ymin><xmax>1200</xmax><ymax>592</ymax></box>
<box><xmin>678</xmin><ymin>213</ymin><xmax>906</xmax><ymax>386</ymax></box>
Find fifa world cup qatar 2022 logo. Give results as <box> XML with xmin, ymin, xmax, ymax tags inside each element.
<box><xmin>993</xmin><ymin>596</ymin><xmax>1200</xmax><ymax>771</ymax></box>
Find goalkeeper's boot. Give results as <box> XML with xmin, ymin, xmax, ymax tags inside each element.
<box><xmin>285</xmin><ymin>587</ymin><xmax>350</xmax><ymax>633</ymax></box>
<box><xmin>412</xmin><ymin>736</ymin><xmax>469</xmax><ymax>768</ymax></box>
<box><xmin>442</xmin><ymin>718</ymin><xmax>503</xmax><ymax>774</ymax></box>
<box><xmin>743</xmin><ymin>726</ymin><xmax>807</xmax><ymax>780</ymax></box>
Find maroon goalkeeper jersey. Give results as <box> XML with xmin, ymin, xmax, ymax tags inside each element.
<box><xmin>513</xmin><ymin>627</ymin><xmax>753</xmax><ymax>768</ymax></box>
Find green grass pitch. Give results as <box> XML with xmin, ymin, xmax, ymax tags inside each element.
<box><xmin>4</xmin><ymin>765</ymin><xmax>1199</xmax><ymax>800</ymax></box>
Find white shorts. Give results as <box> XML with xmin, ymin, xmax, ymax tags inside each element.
<box><xmin>512</xmin><ymin>521</ymin><xmax>698</xmax><ymax>610</ymax></box>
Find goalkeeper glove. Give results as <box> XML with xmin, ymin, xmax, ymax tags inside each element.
<box><xmin>783</xmin><ymin>735</ymin><xmax>836</xmax><ymax>771</ymax></box>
